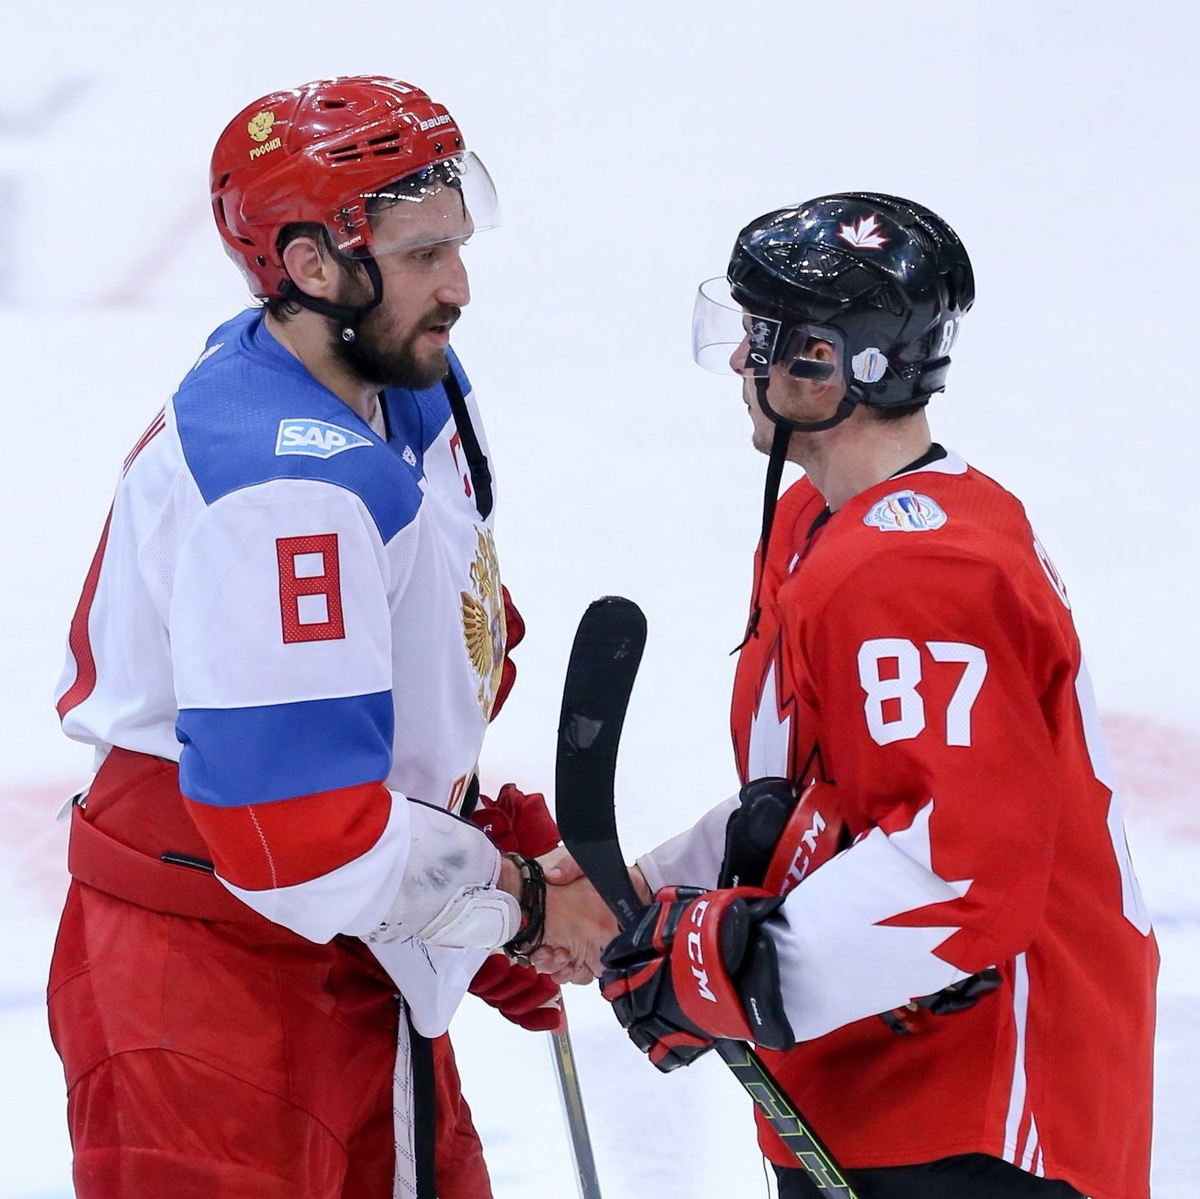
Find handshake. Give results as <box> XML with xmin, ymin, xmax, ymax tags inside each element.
<box><xmin>466</xmin><ymin>783</ymin><xmax>627</xmax><ymax>1027</ymax></box>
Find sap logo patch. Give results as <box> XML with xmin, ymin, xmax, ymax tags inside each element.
<box><xmin>275</xmin><ymin>419</ymin><xmax>372</xmax><ymax>459</ymax></box>
<box><xmin>864</xmin><ymin>490</ymin><xmax>947</xmax><ymax>532</ymax></box>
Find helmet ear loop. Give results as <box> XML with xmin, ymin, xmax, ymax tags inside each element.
<box><xmin>277</xmin><ymin>252</ymin><xmax>385</xmax><ymax>343</ymax></box>
<box><xmin>776</xmin><ymin>323</ymin><xmax>836</xmax><ymax>383</ymax></box>
<box><xmin>786</xmin><ymin>357</ymin><xmax>836</xmax><ymax>383</ymax></box>
<box><xmin>764</xmin><ymin>325</ymin><xmax>852</xmax><ymax>429</ymax></box>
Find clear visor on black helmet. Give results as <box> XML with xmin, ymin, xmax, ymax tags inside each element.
<box><xmin>692</xmin><ymin>276</ymin><xmax>840</xmax><ymax>383</ymax></box>
<box><xmin>359</xmin><ymin>151</ymin><xmax>500</xmax><ymax>257</ymax></box>
<box><xmin>692</xmin><ymin>277</ymin><xmax>784</xmax><ymax>377</ymax></box>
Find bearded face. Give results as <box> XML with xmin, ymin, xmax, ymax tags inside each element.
<box><xmin>330</xmin><ymin>288</ymin><xmax>461</xmax><ymax>391</ymax></box>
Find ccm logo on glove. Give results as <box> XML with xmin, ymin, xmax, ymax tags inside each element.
<box><xmin>600</xmin><ymin>885</ymin><xmax>795</xmax><ymax>1073</ymax></box>
<box><xmin>685</xmin><ymin>899</ymin><xmax>716</xmax><ymax>1002</ymax></box>
<box><xmin>771</xmin><ymin>807</ymin><xmax>829</xmax><ymax>894</ymax></box>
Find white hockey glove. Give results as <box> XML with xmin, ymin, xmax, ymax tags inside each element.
<box><xmin>360</xmin><ymin>801</ymin><xmax>520</xmax><ymax>950</ymax></box>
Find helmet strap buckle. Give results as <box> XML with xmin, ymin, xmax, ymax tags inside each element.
<box><xmin>278</xmin><ymin>255</ymin><xmax>385</xmax><ymax>343</ymax></box>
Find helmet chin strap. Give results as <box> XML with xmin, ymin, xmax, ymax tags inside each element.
<box><xmin>277</xmin><ymin>253</ymin><xmax>494</xmax><ymax>528</ymax></box>
<box><xmin>279</xmin><ymin>256</ymin><xmax>385</xmax><ymax>342</ymax></box>
<box><xmin>755</xmin><ymin>372</ymin><xmax>858</xmax><ymax>435</ymax></box>
<box><xmin>733</xmin><ymin>375</ymin><xmax>857</xmax><ymax>652</ymax></box>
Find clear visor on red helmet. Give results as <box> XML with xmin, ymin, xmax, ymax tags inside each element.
<box><xmin>358</xmin><ymin>151</ymin><xmax>500</xmax><ymax>257</ymax></box>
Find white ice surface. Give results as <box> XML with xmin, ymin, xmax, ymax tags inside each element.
<box><xmin>2</xmin><ymin>1</ymin><xmax>1198</xmax><ymax>1194</ymax></box>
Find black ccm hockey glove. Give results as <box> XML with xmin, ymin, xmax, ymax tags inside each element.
<box><xmin>599</xmin><ymin>885</ymin><xmax>795</xmax><ymax>1072</ymax></box>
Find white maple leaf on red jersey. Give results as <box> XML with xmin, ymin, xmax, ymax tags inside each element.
<box><xmin>748</xmin><ymin>660</ymin><xmax>792</xmax><ymax>780</ymax></box>
<box><xmin>773</xmin><ymin>798</ymin><xmax>975</xmax><ymax>1040</ymax></box>
<box><xmin>838</xmin><ymin>214</ymin><xmax>888</xmax><ymax>250</ymax></box>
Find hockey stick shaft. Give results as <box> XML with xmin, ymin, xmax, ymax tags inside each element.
<box><xmin>555</xmin><ymin>597</ymin><xmax>859</xmax><ymax>1198</ymax></box>
<box><xmin>548</xmin><ymin>1023</ymin><xmax>604</xmax><ymax>1197</ymax></box>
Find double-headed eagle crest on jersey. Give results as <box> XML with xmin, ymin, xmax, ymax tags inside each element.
<box><xmin>460</xmin><ymin>529</ymin><xmax>506</xmax><ymax>717</ymax></box>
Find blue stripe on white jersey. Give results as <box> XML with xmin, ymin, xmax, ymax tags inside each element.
<box><xmin>174</xmin><ymin>310</ymin><xmax>472</xmax><ymax>544</ymax></box>
<box><xmin>176</xmin><ymin>691</ymin><xmax>394</xmax><ymax>807</ymax></box>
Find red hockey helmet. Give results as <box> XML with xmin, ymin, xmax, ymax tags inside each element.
<box><xmin>210</xmin><ymin>75</ymin><xmax>498</xmax><ymax>298</ymax></box>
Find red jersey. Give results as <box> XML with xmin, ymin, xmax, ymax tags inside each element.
<box><xmin>724</xmin><ymin>451</ymin><xmax>1157</xmax><ymax>1198</ymax></box>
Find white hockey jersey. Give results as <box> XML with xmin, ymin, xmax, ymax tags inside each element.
<box><xmin>56</xmin><ymin>309</ymin><xmax>509</xmax><ymax>1032</ymax></box>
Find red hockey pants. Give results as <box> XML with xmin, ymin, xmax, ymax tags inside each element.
<box><xmin>48</xmin><ymin>881</ymin><xmax>491</xmax><ymax>1198</ymax></box>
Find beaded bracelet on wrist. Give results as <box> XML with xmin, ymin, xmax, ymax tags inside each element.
<box><xmin>503</xmin><ymin>852</ymin><xmax>547</xmax><ymax>957</ymax></box>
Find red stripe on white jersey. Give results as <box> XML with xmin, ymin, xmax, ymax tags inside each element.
<box><xmin>123</xmin><ymin>408</ymin><xmax>166</xmax><ymax>475</ymax></box>
<box><xmin>183</xmin><ymin>779</ymin><xmax>392</xmax><ymax>890</ymax></box>
<box><xmin>56</xmin><ymin>508</ymin><xmax>113</xmax><ymax>720</ymax></box>
<box><xmin>60</xmin><ymin>411</ymin><xmax>166</xmax><ymax>721</ymax></box>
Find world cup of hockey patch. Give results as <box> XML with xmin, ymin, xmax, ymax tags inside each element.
<box><xmin>864</xmin><ymin>490</ymin><xmax>947</xmax><ymax>532</ymax></box>
<box><xmin>275</xmin><ymin>419</ymin><xmax>372</xmax><ymax>459</ymax></box>
<box><xmin>851</xmin><ymin>347</ymin><xmax>889</xmax><ymax>384</ymax></box>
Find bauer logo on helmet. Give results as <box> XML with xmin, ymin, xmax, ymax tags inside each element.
<box><xmin>418</xmin><ymin>113</ymin><xmax>453</xmax><ymax>133</ymax></box>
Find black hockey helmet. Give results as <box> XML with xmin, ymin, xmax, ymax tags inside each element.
<box><xmin>725</xmin><ymin>192</ymin><xmax>974</xmax><ymax>409</ymax></box>
<box><xmin>704</xmin><ymin>194</ymin><xmax>975</xmax><ymax>651</ymax></box>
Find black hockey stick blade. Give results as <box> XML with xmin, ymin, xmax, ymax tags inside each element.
<box><xmin>555</xmin><ymin>596</ymin><xmax>648</xmax><ymax>929</ymax></box>
<box><xmin>555</xmin><ymin>597</ymin><xmax>860</xmax><ymax>1198</ymax></box>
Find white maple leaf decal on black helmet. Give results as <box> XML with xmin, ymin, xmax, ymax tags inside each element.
<box><xmin>837</xmin><ymin>214</ymin><xmax>889</xmax><ymax>250</ymax></box>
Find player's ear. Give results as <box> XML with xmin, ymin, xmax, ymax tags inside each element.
<box><xmin>808</xmin><ymin>339</ymin><xmax>842</xmax><ymax>397</ymax></box>
<box><xmin>808</xmin><ymin>339</ymin><xmax>837</xmax><ymax>367</ymax></box>
<box><xmin>280</xmin><ymin>235</ymin><xmax>340</xmax><ymax>301</ymax></box>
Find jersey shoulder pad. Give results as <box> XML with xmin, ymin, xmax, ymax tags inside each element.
<box><xmin>771</xmin><ymin>476</ymin><xmax>828</xmax><ymax>554</ymax></box>
<box><xmin>792</xmin><ymin>466</ymin><xmax>1020</xmax><ymax>612</ymax></box>
<box><xmin>172</xmin><ymin>311</ymin><xmax>423</xmax><ymax>541</ymax></box>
